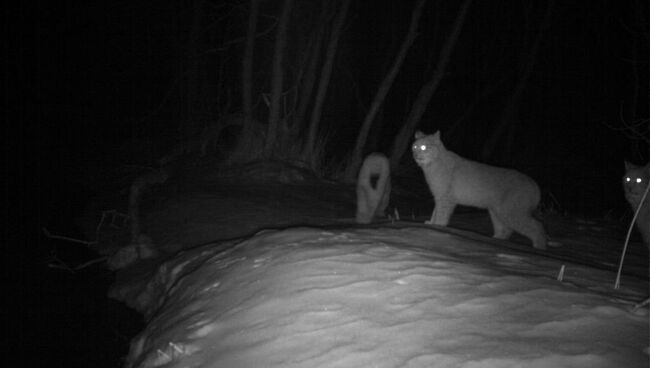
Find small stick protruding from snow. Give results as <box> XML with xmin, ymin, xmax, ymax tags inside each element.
<box><xmin>633</xmin><ymin>298</ymin><xmax>650</xmax><ymax>311</ymax></box>
<box><xmin>394</xmin><ymin>208</ymin><xmax>400</xmax><ymax>221</ymax></box>
<box><xmin>615</xmin><ymin>180</ymin><xmax>649</xmax><ymax>289</ymax></box>
<box><xmin>556</xmin><ymin>264</ymin><xmax>565</xmax><ymax>282</ymax></box>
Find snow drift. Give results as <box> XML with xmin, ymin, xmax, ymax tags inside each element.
<box><xmin>119</xmin><ymin>226</ymin><xmax>648</xmax><ymax>368</ymax></box>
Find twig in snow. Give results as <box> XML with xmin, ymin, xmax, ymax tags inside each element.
<box><xmin>556</xmin><ymin>264</ymin><xmax>565</xmax><ymax>282</ymax></box>
<box><xmin>633</xmin><ymin>298</ymin><xmax>650</xmax><ymax>311</ymax></box>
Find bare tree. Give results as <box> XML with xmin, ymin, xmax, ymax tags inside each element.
<box><xmin>180</xmin><ymin>0</ymin><xmax>206</xmax><ymax>142</ymax></box>
<box><xmin>294</xmin><ymin>3</ymin><xmax>331</xmax><ymax>133</ymax></box>
<box><xmin>241</xmin><ymin>0</ymin><xmax>260</xmax><ymax>143</ymax></box>
<box><xmin>619</xmin><ymin>0</ymin><xmax>649</xmax><ymax>152</ymax></box>
<box><xmin>264</xmin><ymin>0</ymin><xmax>295</xmax><ymax>156</ymax></box>
<box><xmin>302</xmin><ymin>0</ymin><xmax>351</xmax><ymax>160</ymax></box>
<box><xmin>343</xmin><ymin>0</ymin><xmax>428</xmax><ymax>182</ymax></box>
<box><xmin>389</xmin><ymin>0</ymin><xmax>473</xmax><ymax>169</ymax></box>
<box><xmin>480</xmin><ymin>0</ymin><xmax>555</xmax><ymax>161</ymax></box>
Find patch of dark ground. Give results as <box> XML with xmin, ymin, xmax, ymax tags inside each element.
<box><xmin>18</xmin><ymin>239</ymin><xmax>143</xmax><ymax>368</ymax></box>
<box><xmin>35</xmin><ymin>160</ymin><xmax>648</xmax><ymax>368</ymax></box>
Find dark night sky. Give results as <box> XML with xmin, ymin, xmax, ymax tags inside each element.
<box><xmin>8</xmin><ymin>0</ymin><xmax>649</xmax><ymax>228</ymax></box>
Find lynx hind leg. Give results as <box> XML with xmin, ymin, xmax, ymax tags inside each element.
<box><xmin>518</xmin><ymin>217</ymin><xmax>547</xmax><ymax>250</ymax></box>
<box><xmin>489</xmin><ymin>209</ymin><xmax>513</xmax><ymax>239</ymax></box>
<box><xmin>495</xmin><ymin>183</ymin><xmax>547</xmax><ymax>249</ymax></box>
<box><xmin>497</xmin><ymin>207</ymin><xmax>546</xmax><ymax>250</ymax></box>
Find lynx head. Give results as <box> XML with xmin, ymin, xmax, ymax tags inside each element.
<box><xmin>623</xmin><ymin>161</ymin><xmax>650</xmax><ymax>198</ymax></box>
<box><xmin>412</xmin><ymin>130</ymin><xmax>445</xmax><ymax>166</ymax></box>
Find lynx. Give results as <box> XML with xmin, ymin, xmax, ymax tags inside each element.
<box><xmin>412</xmin><ymin>131</ymin><xmax>546</xmax><ymax>250</ymax></box>
<box><xmin>623</xmin><ymin>161</ymin><xmax>649</xmax><ymax>247</ymax></box>
<box><xmin>356</xmin><ymin>153</ymin><xmax>391</xmax><ymax>224</ymax></box>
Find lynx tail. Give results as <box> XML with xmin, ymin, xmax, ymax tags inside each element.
<box><xmin>356</xmin><ymin>153</ymin><xmax>391</xmax><ymax>224</ymax></box>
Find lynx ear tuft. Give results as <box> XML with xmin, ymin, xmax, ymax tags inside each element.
<box><xmin>432</xmin><ymin>130</ymin><xmax>441</xmax><ymax>142</ymax></box>
<box><xmin>414</xmin><ymin>130</ymin><xmax>425</xmax><ymax>139</ymax></box>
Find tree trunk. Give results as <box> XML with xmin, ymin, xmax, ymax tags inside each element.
<box><xmin>625</xmin><ymin>0</ymin><xmax>649</xmax><ymax>151</ymax></box>
<box><xmin>264</xmin><ymin>0</ymin><xmax>295</xmax><ymax>156</ymax></box>
<box><xmin>241</xmin><ymin>0</ymin><xmax>260</xmax><ymax>144</ymax></box>
<box><xmin>294</xmin><ymin>3</ymin><xmax>331</xmax><ymax>132</ymax></box>
<box><xmin>343</xmin><ymin>0</ymin><xmax>428</xmax><ymax>182</ymax></box>
<box><xmin>389</xmin><ymin>0</ymin><xmax>472</xmax><ymax>169</ymax></box>
<box><xmin>480</xmin><ymin>0</ymin><xmax>555</xmax><ymax>161</ymax></box>
<box><xmin>184</xmin><ymin>0</ymin><xmax>206</xmax><ymax>139</ymax></box>
<box><xmin>302</xmin><ymin>0</ymin><xmax>351</xmax><ymax>160</ymax></box>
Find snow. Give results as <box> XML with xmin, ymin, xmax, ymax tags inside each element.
<box><xmin>123</xmin><ymin>226</ymin><xmax>648</xmax><ymax>368</ymax></box>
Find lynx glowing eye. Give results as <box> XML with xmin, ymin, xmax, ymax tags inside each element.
<box><xmin>625</xmin><ymin>177</ymin><xmax>631</xmax><ymax>182</ymax></box>
<box><xmin>636</xmin><ymin>178</ymin><xmax>642</xmax><ymax>183</ymax></box>
<box><xmin>419</xmin><ymin>145</ymin><xmax>427</xmax><ymax>151</ymax></box>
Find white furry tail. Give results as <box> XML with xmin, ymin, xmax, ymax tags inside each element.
<box><xmin>356</xmin><ymin>153</ymin><xmax>391</xmax><ymax>224</ymax></box>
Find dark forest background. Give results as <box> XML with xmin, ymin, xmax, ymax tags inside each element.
<box><xmin>5</xmin><ymin>2</ymin><xmax>649</xmax><ymax>366</ymax></box>
<box><xmin>7</xmin><ymin>0</ymin><xmax>649</xmax><ymax>233</ymax></box>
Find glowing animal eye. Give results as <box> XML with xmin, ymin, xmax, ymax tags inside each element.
<box><xmin>625</xmin><ymin>177</ymin><xmax>631</xmax><ymax>182</ymax></box>
<box><xmin>636</xmin><ymin>178</ymin><xmax>642</xmax><ymax>183</ymax></box>
<box><xmin>419</xmin><ymin>145</ymin><xmax>427</xmax><ymax>151</ymax></box>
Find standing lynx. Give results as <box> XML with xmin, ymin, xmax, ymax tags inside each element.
<box><xmin>623</xmin><ymin>161</ymin><xmax>649</xmax><ymax>247</ymax></box>
<box><xmin>412</xmin><ymin>131</ymin><xmax>547</xmax><ymax>250</ymax></box>
<box><xmin>356</xmin><ymin>153</ymin><xmax>391</xmax><ymax>224</ymax></box>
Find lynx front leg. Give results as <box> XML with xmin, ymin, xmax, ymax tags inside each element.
<box><xmin>425</xmin><ymin>208</ymin><xmax>436</xmax><ymax>225</ymax></box>
<box><xmin>426</xmin><ymin>200</ymin><xmax>455</xmax><ymax>226</ymax></box>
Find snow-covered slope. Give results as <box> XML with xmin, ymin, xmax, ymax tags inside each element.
<box><xmin>124</xmin><ymin>227</ymin><xmax>648</xmax><ymax>368</ymax></box>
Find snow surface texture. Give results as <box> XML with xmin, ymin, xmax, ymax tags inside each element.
<box><xmin>125</xmin><ymin>227</ymin><xmax>649</xmax><ymax>368</ymax></box>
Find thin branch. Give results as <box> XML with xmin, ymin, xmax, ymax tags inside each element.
<box><xmin>205</xmin><ymin>16</ymin><xmax>276</xmax><ymax>53</ymax></box>
<box><xmin>42</xmin><ymin>228</ymin><xmax>95</xmax><ymax>246</ymax></box>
